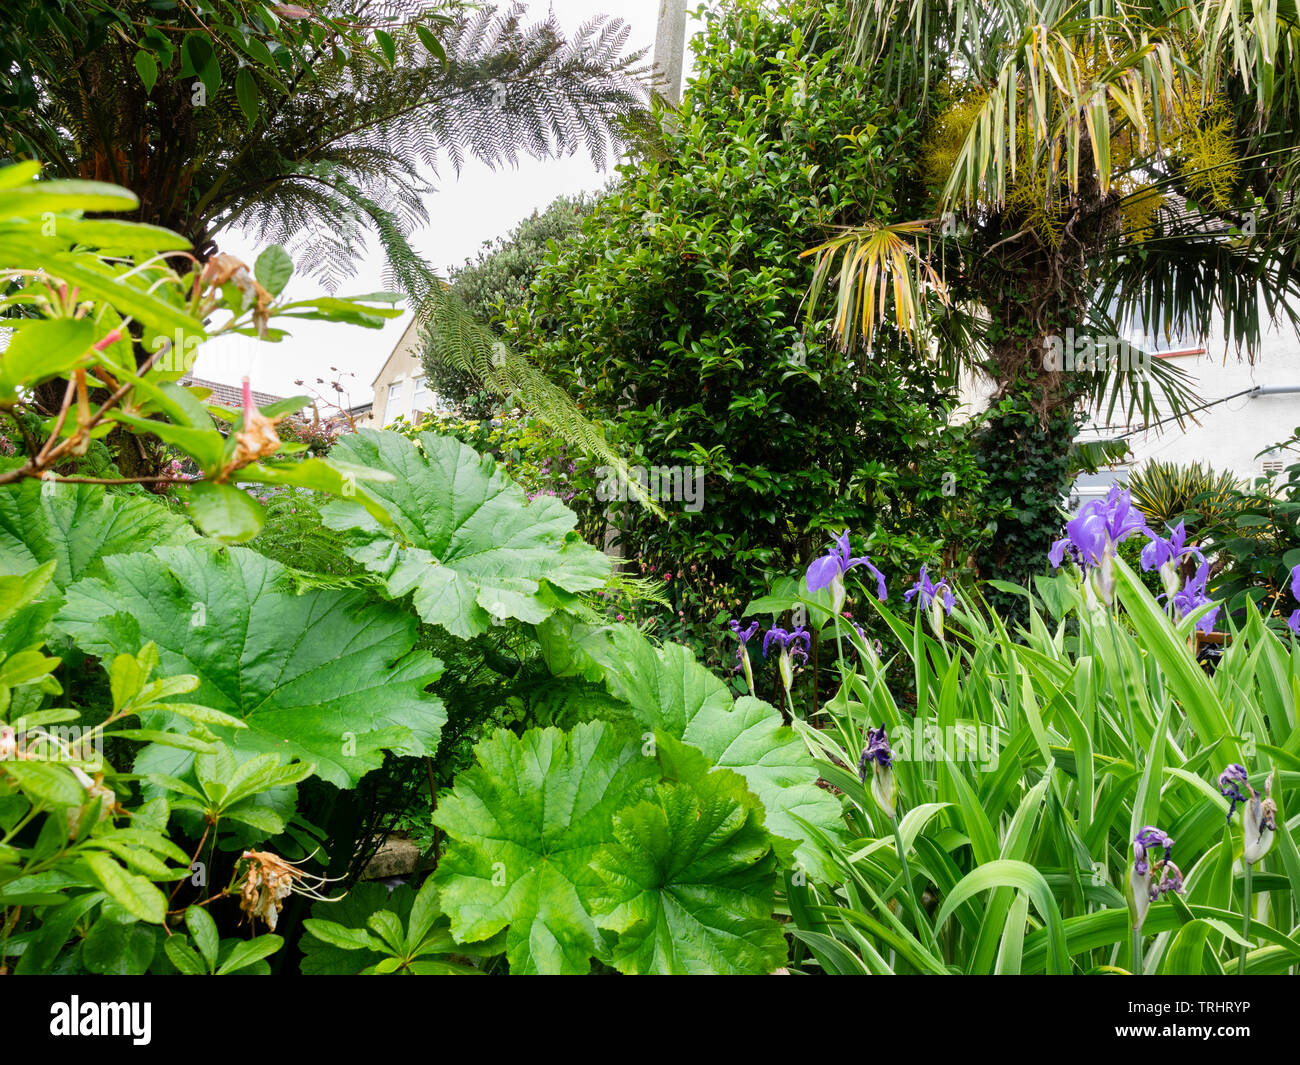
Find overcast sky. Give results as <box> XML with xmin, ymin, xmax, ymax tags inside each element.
<box><xmin>196</xmin><ymin>0</ymin><xmax>703</xmax><ymax>410</ymax></box>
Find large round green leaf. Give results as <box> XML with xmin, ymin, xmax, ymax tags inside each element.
<box><xmin>590</xmin><ymin>737</ymin><xmax>787</xmax><ymax>974</ymax></box>
<box><xmin>55</xmin><ymin>544</ymin><xmax>444</xmax><ymax>787</ymax></box>
<box><xmin>432</xmin><ymin>721</ymin><xmax>658</xmax><ymax>974</ymax></box>
<box><xmin>321</xmin><ymin>430</ymin><xmax>610</xmax><ymax>639</ymax></box>
<box><xmin>539</xmin><ymin>617</ymin><xmax>845</xmax><ymax>881</ymax></box>
<box><xmin>0</xmin><ymin>480</ymin><xmax>195</xmax><ymax>589</ymax></box>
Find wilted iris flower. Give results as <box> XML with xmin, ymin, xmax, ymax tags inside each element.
<box><xmin>763</xmin><ymin>625</ymin><xmax>810</xmax><ymax>691</ymax></box>
<box><xmin>728</xmin><ymin>619</ymin><xmax>760</xmax><ymax>695</ymax></box>
<box><xmin>1140</xmin><ymin>521</ymin><xmax>1206</xmax><ymax>598</ymax></box>
<box><xmin>904</xmin><ymin>564</ymin><xmax>955</xmax><ymax>636</ymax></box>
<box><xmin>1218</xmin><ymin>764</ymin><xmax>1250</xmax><ymax>821</ymax></box>
<box><xmin>843</xmin><ymin>617</ymin><xmax>882</xmax><ymax>666</ymax></box>
<box><xmin>1129</xmin><ymin>826</ymin><xmax>1185</xmax><ymax>933</ymax></box>
<box><xmin>1221</xmin><ymin>767</ymin><xmax>1279</xmax><ymax>865</ymax></box>
<box><xmin>806</xmin><ymin>530</ymin><xmax>887</xmax><ymax>615</ymax></box>
<box><xmin>1165</xmin><ymin>561</ymin><xmax>1221</xmax><ymax>635</ymax></box>
<box><xmin>858</xmin><ymin>725</ymin><xmax>896</xmax><ymax>819</ymax></box>
<box><xmin>1049</xmin><ymin>486</ymin><xmax>1149</xmax><ymax>604</ymax></box>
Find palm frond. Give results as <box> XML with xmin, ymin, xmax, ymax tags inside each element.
<box><xmin>802</xmin><ymin>220</ymin><xmax>949</xmax><ymax>351</ymax></box>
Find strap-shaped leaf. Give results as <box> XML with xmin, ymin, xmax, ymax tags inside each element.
<box><xmin>321</xmin><ymin>430</ymin><xmax>610</xmax><ymax>638</ymax></box>
<box><xmin>56</xmin><ymin>544</ymin><xmax>444</xmax><ymax>787</ymax></box>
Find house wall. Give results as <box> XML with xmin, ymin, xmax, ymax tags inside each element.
<box><xmin>957</xmin><ymin>319</ymin><xmax>1300</xmax><ymax>506</ymax></box>
<box><xmin>368</xmin><ymin>319</ymin><xmax>449</xmax><ymax>427</ymax></box>
<box><xmin>1106</xmin><ymin>328</ymin><xmax>1300</xmax><ymax>480</ymax></box>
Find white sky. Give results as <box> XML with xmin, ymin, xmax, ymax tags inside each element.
<box><xmin>196</xmin><ymin>0</ymin><xmax>703</xmax><ymax>409</ymax></box>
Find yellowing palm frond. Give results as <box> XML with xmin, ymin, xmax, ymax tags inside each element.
<box><xmin>801</xmin><ymin>220</ymin><xmax>949</xmax><ymax>352</ymax></box>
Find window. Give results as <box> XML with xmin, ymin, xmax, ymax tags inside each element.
<box><xmin>413</xmin><ymin>375</ymin><xmax>428</xmax><ymax>397</ymax></box>
<box><xmin>386</xmin><ymin>380</ymin><xmax>407</xmax><ymax>421</ymax></box>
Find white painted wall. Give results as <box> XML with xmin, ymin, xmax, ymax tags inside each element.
<box><xmin>958</xmin><ymin>313</ymin><xmax>1300</xmax><ymax>511</ymax></box>
<box><xmin>1089</xmin><ymin>323</ymin><xmax>1300</xmax><ymax>481</ymax></box>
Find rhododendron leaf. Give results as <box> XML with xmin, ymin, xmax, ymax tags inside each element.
<box><xmin>180</xmin><ymin>481</ymin><xmax>264</xmax><ymax>543</ymax></box>
<box><xmin>432</xmin><ymin>722</ymin><xmax>658</xmax><ymax>974</ymax></box>
<box><xmin>320</xmin><ymin>430</ymin><xmax>610</xmax><ymax>639</ymax></box>
<box><xmin>56</xmin><ymin>544</ymin><xmax>444</xmax><ymax>787</ymax></box>
<box><xmin>590</xmin><ymin>735</ymin><xmax>787</xmax><ymax>974</ymax></box>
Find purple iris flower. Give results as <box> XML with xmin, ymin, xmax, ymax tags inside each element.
<box><xmin>1287</xmin><ymin>563</ymin><xmax>1300</xmax><ymax>634</ymax></box>
<box><xmin>1164</xmin><ymin>560</ymin><xmax>1221</xmax><ymax>635</ymax></box>
<box><xmin>857</xmin><ymin>725</ymin><xmax>893</xmax><ymax>782</ymax></box>
<box><xmin>806</xmin><ymin>530</ymin><xmax>887</xmax><ymax>604</ymax></box>
<box><xmin>859</xmin><ymin>725</ymin><xmax>897</xmax><ymax>818</ymax></box>
<box><xmin>903</xmin><ymin>565</ymin><xmax>955</xmax><ymax>615</ymax></box>
<box><xmin>762</xmin><ymin>626</ymin><xmax>810</xmax><ymax>662</ymax></box>
<box><xmin>764</xmin><ymin>625</ymin><xmax>810</xmax><ymax>692</ymax></box>
<box><xmin>728</xmin><ymin>619</ymin><xmax>760</xmax><ymax>694</ymax></box>
<box><xmin>1049</xmin><ymin>485</ymin><xmax>1149</xmax><ymax>569</ymax></box>
<box><xmin>728</xmin><ymin>619</ymin><xmax>759</xmax><ymax>668</ymax></box>
<box><xmin>1218</xmin><ymin>764</ymin><xmax>1250</xmax><ymax>821</ymax></box>
<box><xmin>1140</xmin><ymin>520</ymin><xmax>1205</xmax><ymax>573</ymax></box>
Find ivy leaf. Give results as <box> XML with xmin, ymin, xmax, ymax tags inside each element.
<box><xmin>590</xmin><ymin>736</ymin><xmax>787</xmax><ymax>975</ymax></box>
<box><xmin>540</xmin><ymin>619</ymin><xmax>844</xmax><ymax>881</ymax></box>
<box><xmin>322</xmin><ymin>430</ymin><xmax>610</xmax><ymax>639</ymax></box>
<box><xmin>56</xmin><ymin>545</ymin><xmax>444</xmax><ymax>787</ymax></box>
<box><xmin>0</xmin><ymin>481</ymin><xmax>195</xmax><ymax>591</ymax></box>
<box><xmin>432</xmin><ymin>722</ymin><xmax>658</xmax><ymax>974</ymax></box>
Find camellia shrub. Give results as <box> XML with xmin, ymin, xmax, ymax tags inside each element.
<box><xmin>501</xmin><ymin>0</ymin><xmax>995</xmax><ymax>604</ymax></box>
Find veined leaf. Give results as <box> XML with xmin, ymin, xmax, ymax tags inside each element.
<box><xmin>321</xmin><ymin>430</ymin><xmax>610</xmax><ymax>639</ymax></box>
<box><xmin>432</xmin><ymin>722</ymin><xmax>659</xmax><ymax>974</ymax></box>
<box><xmin>56</xmin><ymin>545</ymin><xmax>444</xmax><ymax>787</ymax></box>
<box><xmin>0</xmin><ymin>480</ymin><xmax>195</xmax><ymax>590</ymax></box>
<box><xmin>590</xmin><ymin>736</ymin><xmax>787</xmax><ymax>974</ymax></box>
